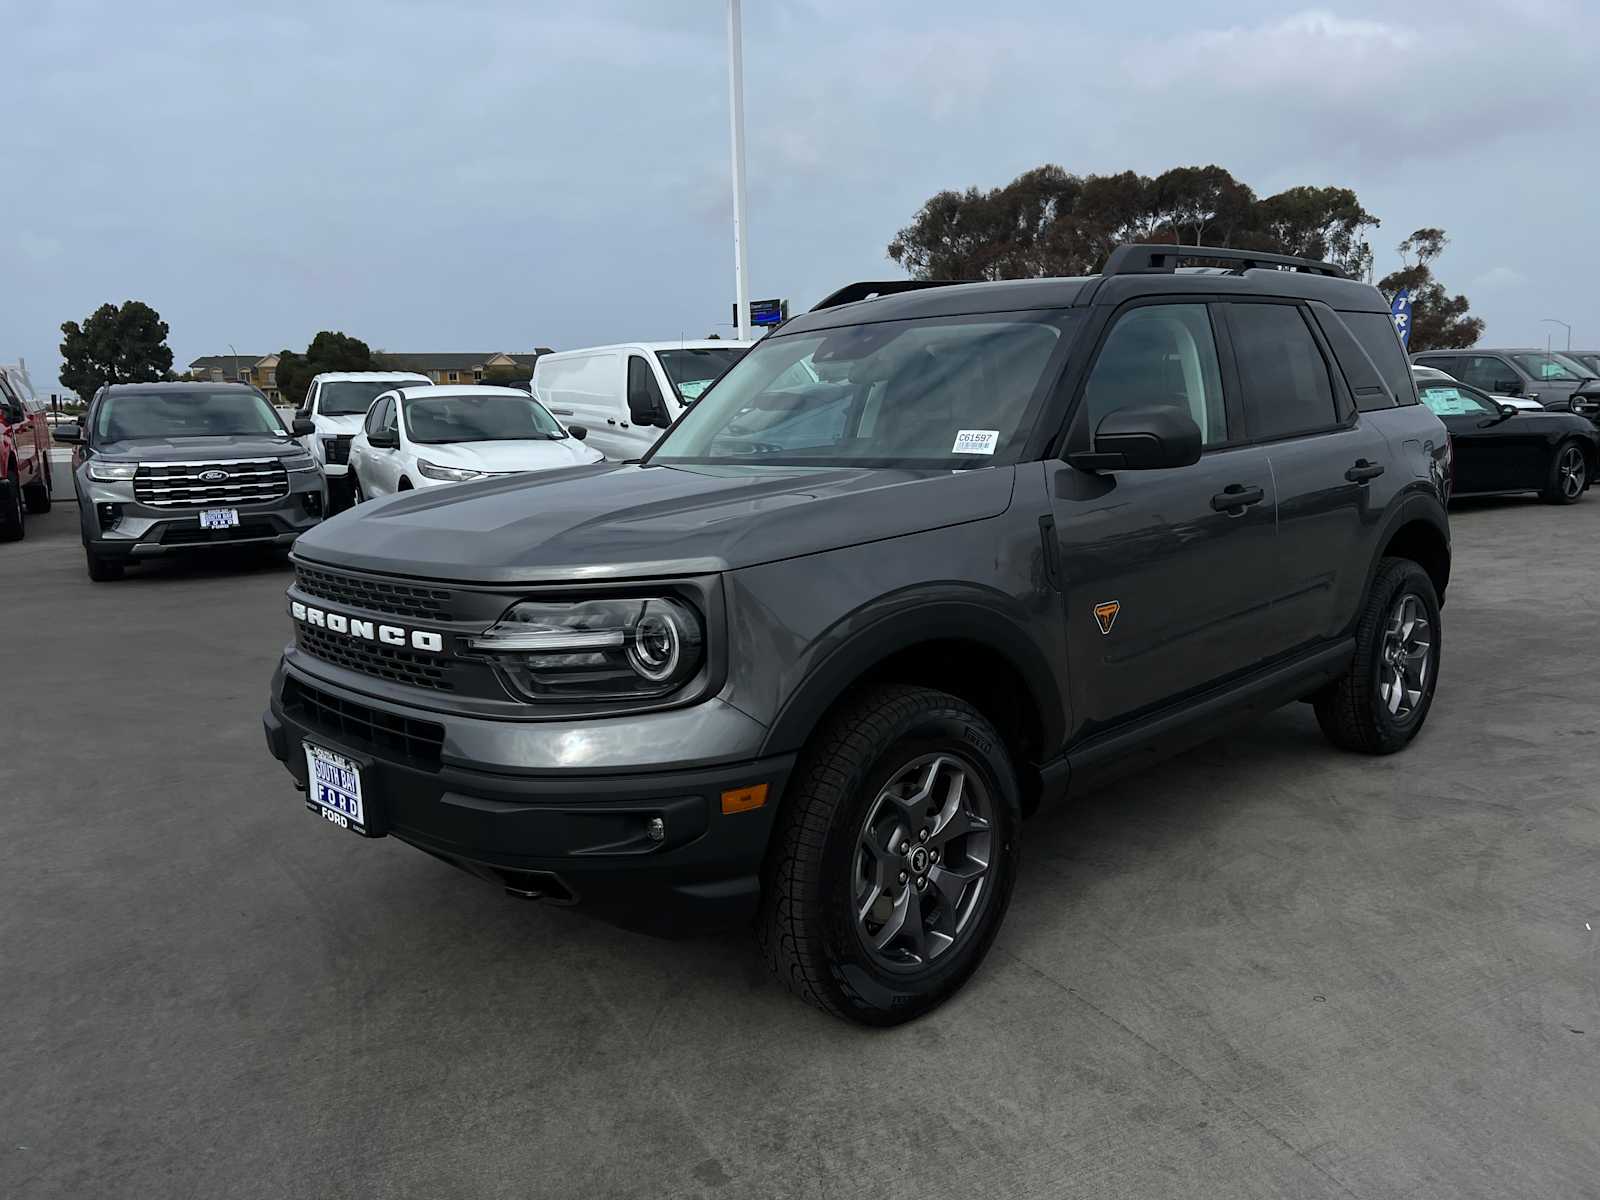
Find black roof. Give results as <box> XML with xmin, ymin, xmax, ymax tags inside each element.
<box><xmin>102</xmin><ymin>381</ymin><xmax>260</xmax><ymax>394</ymax></box>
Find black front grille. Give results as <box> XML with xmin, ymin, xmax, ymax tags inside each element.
<box><xmin>294</xmin><ymin>564</ymin><xmax>454</xmax><ymax>621</ymax></box>
<box><xmin>161</xmin><ymin>517</ymin><xmax>279</xmax><ymax>545</ymax></box>
<box><xmin>283</xmin><ymin>676</ymin><xmax>444</xmax><ymax>767</ymax></box>
<box><xmin>134</xmin><ymin>459</ymin><xmax>289</xmax><ymax>508</ymax></box>
<box><xmin>322</xmin><ymin>436</ymin><xmax>352</xmax><ymax>466</ymax></box>
<box><xmin>296</xmin><ymin>624</ymin><xmax>455</xmax><ymax>691</ymax></box>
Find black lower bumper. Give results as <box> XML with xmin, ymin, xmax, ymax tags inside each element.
<box><xmin>264</xmin><ymin>688</ymin><xmax>792</xmax><ymax>938</ymax></box>
<box><xmin>87</xmin><ymin>498</ymin><xmax>324</xmax><ymax>561</ymax></box>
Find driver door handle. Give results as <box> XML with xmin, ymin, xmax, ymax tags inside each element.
<box><xmin>1211</xmin><ymin>483</ymin><xmax>1265</xmax><ymax>512</ymax></box>
<box><xmin>606</xmin><ymin>418</ymin><xmax>618</xmax><ymax>425</ymax></box>
<box><xmin>1345</xmin><ymin>459</ymin><xmax>1385</xmax><ymax>483</ymax></box>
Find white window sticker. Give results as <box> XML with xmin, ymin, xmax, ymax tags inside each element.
<box><xmin>952</xmin><ymin>429</ymin><xmax>999</xmax><ymax>455</ymax></box>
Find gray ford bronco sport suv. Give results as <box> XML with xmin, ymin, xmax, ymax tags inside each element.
<box><xmin>265</xmin><ymin>244</ymin><xmax>1451</xmax><ymax>1025</ymax></box>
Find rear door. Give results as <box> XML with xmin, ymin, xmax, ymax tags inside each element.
<box><xmin>0</xmin><ymin>378</ymin><xmax>37</xmax><ymax>486</ymax></box>
<box><xmin>1222</xmin><ymin>300</ymin><xmax>1391</xmax><ymax>648</ymax></box>
<box><xmin>1049</xmin><ymin>299</ymin><xmax>1281</xmax><ymax>729</ymax></box>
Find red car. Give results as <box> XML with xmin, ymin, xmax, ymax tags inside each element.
<box><xmin>0</xmin><ymin>373</ymin><xmax>52</xmax><ymax>539</ymax></box>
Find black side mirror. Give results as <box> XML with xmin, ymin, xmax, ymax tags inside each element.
<box><xmin>567</xmin><ymin>424</ymin><xmax>588</xmax><ymax>441</ymax></box>
<box><xmin>53</xmin><ymin>423</ymin><xmax>82</xmax><ymax>444</ymax></box>
<box><xmin>291</xmin><ymin>417</ymin><xmax>314</xmax><ymax>436</ymax></box>
<box><xmin>627</xmin><ymin>390</ymin><xmax>671</xmax><ymax>428</ymax></box>
<box><xmin>1069</xmin><ymin>406</ymin><xmax>1203</xmax><ymax>472</ymax></box>
<box><xmin>1497</xmin><ymin>403</ymin><xmax>1519</xmax><ymax>418</ymax></box>
<box><xmin>369</xmin><ymin>430</ymin><xmax>397</xmax><ymax>449</ymax></box>
<box><xmin>1493</xmin><ymin>379</ymin><xmax>1522</xmax><ymax>395</ymax></box>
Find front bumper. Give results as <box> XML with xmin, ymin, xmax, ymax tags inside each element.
<box><xmin>82</xmin><ymin>472</ymin><xmax>326</xmax><ymax>559</ymax></box>
<box><xmin>264</xmin><ymin>660</ymin><xmax>791</xmax><ymax>936</ymax></box>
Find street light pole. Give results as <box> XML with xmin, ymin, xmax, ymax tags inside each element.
<box><xmin>1541</xmin><ymin>318</ymin><xmax>1572</xmax><ymax>350</ymax></box>
<box><xmin>228</xmin><ymin>342</ymin><xmax>240</xmax><ymax>384</ymax></box>
<box><xmin>726</xmin><ymin>0</ymin><xmax>752</xmax><ymax>342</ymax></box>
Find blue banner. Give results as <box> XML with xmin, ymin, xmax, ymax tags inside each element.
<box><xmin>1390</xmin><ymin>289</ymin><xmax>1412</xmax><ymax>349</ymax></box>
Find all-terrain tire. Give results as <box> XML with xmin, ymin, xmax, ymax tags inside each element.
<box><xmin>758</xmin><ymin>684</ymin><xmax>1020</xmax><ymax>1026</ymax></box>
<box><xmin>1314</xmin><ymin>557</ymin><xmax>1440</xmax><ymax>754</ymax></box>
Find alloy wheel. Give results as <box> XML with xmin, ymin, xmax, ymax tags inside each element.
<box><xmin>1378</xmin><ymin>593</ymin><xmax>1432</xmax><ymax>722</ymax></box>
<box><xmin>852</xmin><ymin>753</ymin><xmax>993</xmax><ymax>971</ymax></box>
<box><xmin>1559</xmin><ymin>446</ymin><xmax>1586</xmax><ymax>498</ymax></box>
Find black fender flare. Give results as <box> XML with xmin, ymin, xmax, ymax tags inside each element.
<box><xmin>1361</xmin><ymin>491</ymin><xmax>1451</xmax><ymax>611</ymax></box>
<box><xmin>758</xmin><ymin>597</ymin><xmax>1067</xmax><ymax>761</ymax></box>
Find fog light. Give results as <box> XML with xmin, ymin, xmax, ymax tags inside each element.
<box><xmin>97</xmin><ymin>502</ymin><xmax>122</xmax><ymax>531</ymax></box>
<box><xmin>302</xmin><ymin>491</ymin><xmax>323</xmax><ymax>517</ymax></box>
<box><xmin>645</xmin><ymin>816</ymin><xmax>665</xmax><ymax>842</ymax></box>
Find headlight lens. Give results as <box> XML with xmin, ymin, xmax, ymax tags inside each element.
<box><xmin>470</xmin><ymin>597</ymin><xmax>704</xmax><ymax>700</ymax></box>
<box><xmin>417</xmin><ymin>459</ymin><xmax>484</xmax><ymax>482</ymax></box>
<box><xmin>282</xmin><ymin>452</ymin><xmax>317</xmax><ymax>472</ymax></box>
<box><xmin>87</xmin><ymin>461</ymin><xmax>137</xmax><ymax>481</ymax></box>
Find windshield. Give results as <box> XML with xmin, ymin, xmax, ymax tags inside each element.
<box><xmin>1566</xmin><ymin>353</ymin><xmax>1600</xmax><ymax>376</ymax></box>
<box><xmin>1418</xmin><ymin>383</ymin><xmax>1494</xmax><ymax>417</ymax></box>
<box><xmin>1510</xmin><ymin>353</ymin><xmax>1584</xmax><ymax>382</ymax></box>
<box><xmin>320</xmin><ymin>379</ymin><xmax>421</xmax><ymax>415</ymax></box>
<box><xmin>95</xmin><ymin>390</ymin><xmax>284</xmax><ymax>441</ymax></box>
<box><xmin>649</xmin><ymin>313</ymin><xmax>1071</xmax><ymax>468</ymax></box>
<box><xmin>402</xmin><ymin>394</ymin><xmax>566</xmax><ymax>443</ymax></box>
<box><xmin>657</xmin><ymin>348</ymin><xmax>746</xmax><ymax>402</ymax></box>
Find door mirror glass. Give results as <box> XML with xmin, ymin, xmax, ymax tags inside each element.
<box><xmin>1072</xmin><ymin>406</ymin><xmax>1203</xmax><ymax>471</ymax></box>
<box><xmin>290</xmin><ymin>417</ymin><xmax>315</xmax><ymax>436</ymax></box>
<box><xmin>52</xmin><ymin>423</ymin><xmax>82</xmax><ymax>444</ymax></box>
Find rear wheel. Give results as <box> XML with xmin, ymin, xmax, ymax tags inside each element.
<box><xmin>1542</xmin><ymin>440</ymin><xmax>1587</xmax><ymax>504</ymax></box>
<box><xmin>1315</xmin><ymin>557</ymin><xmax>1440</xmax><ymax>754</ymax></box>
<box><xmin>0</xmin><ymin>463</ymin><xmax>24</xmax><ymax>541</ymax></box>
<box><xmin>759</xmin><ymin>684</ymin><xmax>1020</xmax><ymax>1026</ymax></box>
<box><xmin>23</xmin><ymin>462</ymin><xmax>52</xmax><ymax>513</ymax></box>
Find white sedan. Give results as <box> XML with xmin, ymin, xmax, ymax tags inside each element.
<box><xmin>347</xmin><ymin>386</ymin><xmax>603</xmax><ymax>500</ymax></box>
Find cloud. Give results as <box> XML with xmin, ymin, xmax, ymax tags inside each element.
<box><xmin>1470</xmin><ymin>266</ymin><xmax>1529</xmax><ymax>292</ymax></box>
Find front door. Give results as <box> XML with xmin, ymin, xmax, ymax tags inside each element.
<box><xmin>1050</xmin><ymin>300</ymin><xmax>1279</xmax><ymax>733</ymax></box>
<box><xmin>1416</xmin><ymin>381</ymin><xmax>1530</xmax><ymax>492</ymax></box>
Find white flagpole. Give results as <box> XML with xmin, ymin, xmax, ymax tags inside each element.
<box><xmin>727</xmin><ymin>0</ymin><xmax>752</xmax><ymax>342</ymax></box>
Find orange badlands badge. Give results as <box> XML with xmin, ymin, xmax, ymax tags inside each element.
<box><xmin>1093</xmin><ymin>600</ymin><xmax>1121</xmax><ymax>635</ymax></box>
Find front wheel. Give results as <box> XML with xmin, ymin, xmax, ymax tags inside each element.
<box><xmin>350</xmin><ymin>472</ymin><xmax>366</xmax><ymax>504</ymax></box>
<box><xmin>759</xmin><ymin>684</ymin><xmax>1020</xmax><ymax>1026</ymax></box>
<box><xmin>1542</xmin><ymin>440</ymin><xmax>1587</xmax><ymax>505</ymax></box>
<box><xmin>85</xmin><ymin>545</ymin><xmax>124</xmax><ymax>581</ymax></box>
<box><xmin>1315</xmin><ymin>557</ymin><xmax>1440</xmax><ymax>754</ymax></box>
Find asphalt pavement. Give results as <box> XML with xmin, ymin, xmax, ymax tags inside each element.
<box><xmin>3</xmin><ymin>476</ymin><xmax>1598</xmax><ymax>1199</ymax></box>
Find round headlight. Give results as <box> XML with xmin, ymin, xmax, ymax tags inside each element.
<box><xmin>628</xmin><ymin>603</ymin><xmax>684</xmax><ymax>682</ymax></box>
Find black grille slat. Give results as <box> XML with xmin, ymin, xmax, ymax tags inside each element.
<box><xmin>322</xmin><ymin>436</ymin><xmax>352</xmax><ymax>466</ymax></box>
<box><xmin>294</xmin><ymin>565</ymin><xmax>454</xmax><ymax>621</ymax></box>
<box><xmin>162</xmin><ymin>519</ymin><xmax>277</xmax><ymax>545</ymax></box>
<box><xmin>134</xmin><ymin>459</ymin><xmax>289</xmax><ymax>508</ymax></box>
<box><xmin>296</xmin><ymin>625</ymin><xmax>455</xmax><ymax>691</ymax></box>
<box><xmin>283</xmin><ymin>677</ymin><xmax>444</xmax><ymax>767</ymax></box>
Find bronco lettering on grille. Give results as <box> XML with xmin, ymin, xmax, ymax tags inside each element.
<box><xmin>290</xmin><ymin>600</ymin><xmax>444</xmax><ymax>653</ymax></box>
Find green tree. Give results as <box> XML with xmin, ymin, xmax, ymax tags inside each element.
<box><xmin>887</xmin><ymin>164</ymin><xmax>1380</xmax><ymax>280</ymax></box>
<box><xmin>58</xmin><ymin>300</ymin><xmax>174</xmax><ymax>398</ymax></box>
<box><xmin>480</xmin><ymin>363</ymin><xmax>533</xmax><ymax>387</ymax></box>
<box><xmin>275</xmin><ymin>331</ymin><xmax>377</xmax><ymax>409</ymax></box>
<box><xmin>1378</xmin><ymin>228</ymin><xmax>1483</xmax><ymax>352</ymax></box>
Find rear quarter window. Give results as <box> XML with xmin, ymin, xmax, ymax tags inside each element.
<box><xmin>1342</xmin><ymin>310</ymin><xmax>1419</xmax><ymax>406</ymax></box>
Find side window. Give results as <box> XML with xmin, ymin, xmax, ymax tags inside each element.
<box><xmin>1417</xmin><ymin>384</ymin><xmax>1492</xmax><ymax>417</ymax></box>
<box><xmin>382</xmin><ymin>398</ymin><xmax>399</xmax><ymax>435</ymax></box>
<box><xmin>1453</xmin><ymin>356</ymin><xmax>1517</xmax><ymax>392</ymax></box>
<box><xmin>1226</xmin><ymin>303</ymin><xmax>1338</xmax><ymax>440</ymax></box>
<box><xmin>1311</xmin><ymin>307</ymin><xmax>1391</xmax><ymax>412</ymax></box>
<box><xmin>364</xmin><ymin>397</ymin><xmax>389</xmax><ymax>437</ymax></box>
<box><xmin>1082</xmin><ymin>303</ymin><xmax>1229</xmax><ymax>448</ymax></box>
<box><xmin>1340</xmin><ymin>310</ymin><xmax>1418</xmax><ymax>406</ymax></box>
<box><xmin>627</xmin><ymin>355</ymin><xmax>670</xmax><ymax>425</ymax></box>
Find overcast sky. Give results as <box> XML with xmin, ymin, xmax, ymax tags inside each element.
<box><xmin>3</xmin><ymin>0</ymin><xmax>1595</xmax><ymax>395</ymax></box>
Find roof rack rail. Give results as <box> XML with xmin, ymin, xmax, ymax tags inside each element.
<box><xmin>1102</xmin><ymin>244</ymin><xmax>1347</xmax><ymax>279</ymax></box>
<box><xmin>810</xmin><ymin>279</ymin><xmax>976</xmax><ymax>312</ymax></box>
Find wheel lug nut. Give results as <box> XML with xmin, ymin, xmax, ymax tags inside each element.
<box><xmin>915</xmin><ymin>876</ymin><xmax>928</xmax><ymax>891</ymax></box>
<box><xmin>929</xmin><ymin>850</ymin><xmax>939</xmax><ymax>863</ymax></box>
<box><xmin>918</xmin><ymin>828</ymin><xmax>929</xmax><ymax>842</ymax></box>
<box><xmin>898</xmin><ymin>870</ymin><xmax>908</xmax><ymax>884</ymax></box>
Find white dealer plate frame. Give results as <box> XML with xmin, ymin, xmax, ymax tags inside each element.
<box><xmin>199</xmin><ymin>508</ymin><xmax>240</xmax><ymax>529</ymax></box>
<box><xmin>303</xmin><ymin>742</ymin><xmax>370</xmax><ymax>834</ymax></box>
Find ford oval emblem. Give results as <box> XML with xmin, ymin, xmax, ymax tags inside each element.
<box><xmin>198</xmin><ymin>469</ymin><xmax>229</xmax><ymax>482</ymax></box>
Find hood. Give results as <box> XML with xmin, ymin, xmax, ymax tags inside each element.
<box><xmin>314</xmin><ymin>414</ymin><xmax>367</xmax><ymax>435</ymax></box>
<box><xmin>415</xmin><ymin>438</ymin><xmax>603</xmax><ymax>474</ymax></box>
<box><xmin>295</xmin><ymin>461</ymin><xmax>1016</xmax><ymax>583</ymax></box>
<box><xmin>95</xmin><ymin>434</ymin><xmax>300</xmax><ymax>462</ymax></box>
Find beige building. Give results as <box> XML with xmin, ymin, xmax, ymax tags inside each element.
<box><xmin>187</xmin><ymin>354</ymin><xmax>282</xmax><ymax>402</ymax></box>
<box><xmin>377</xmin><ymin>352</ymin><xmax>548</xmax><ymax>385</ymax></box>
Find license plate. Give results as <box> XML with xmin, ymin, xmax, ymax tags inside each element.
<box><xmin>200</xmin><ymin>508</ymin><xmax>240</xmax><ymax>529</ymax></box>
<box><xmin>304</xmin><ymin>742</ymin><xmax>369</xmax><ymax>834</ymax></box>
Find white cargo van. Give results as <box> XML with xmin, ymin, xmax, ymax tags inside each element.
<box><xmin>532</xmin><ymin>341</ymin><xmax>750</xmax><ymax>461</ymax></box>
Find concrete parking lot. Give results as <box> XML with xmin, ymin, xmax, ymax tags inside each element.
<box><xmin>4</xmin><ymin>475</ymin><xmax>1598</xmax><ymax>1200</ymax></box>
